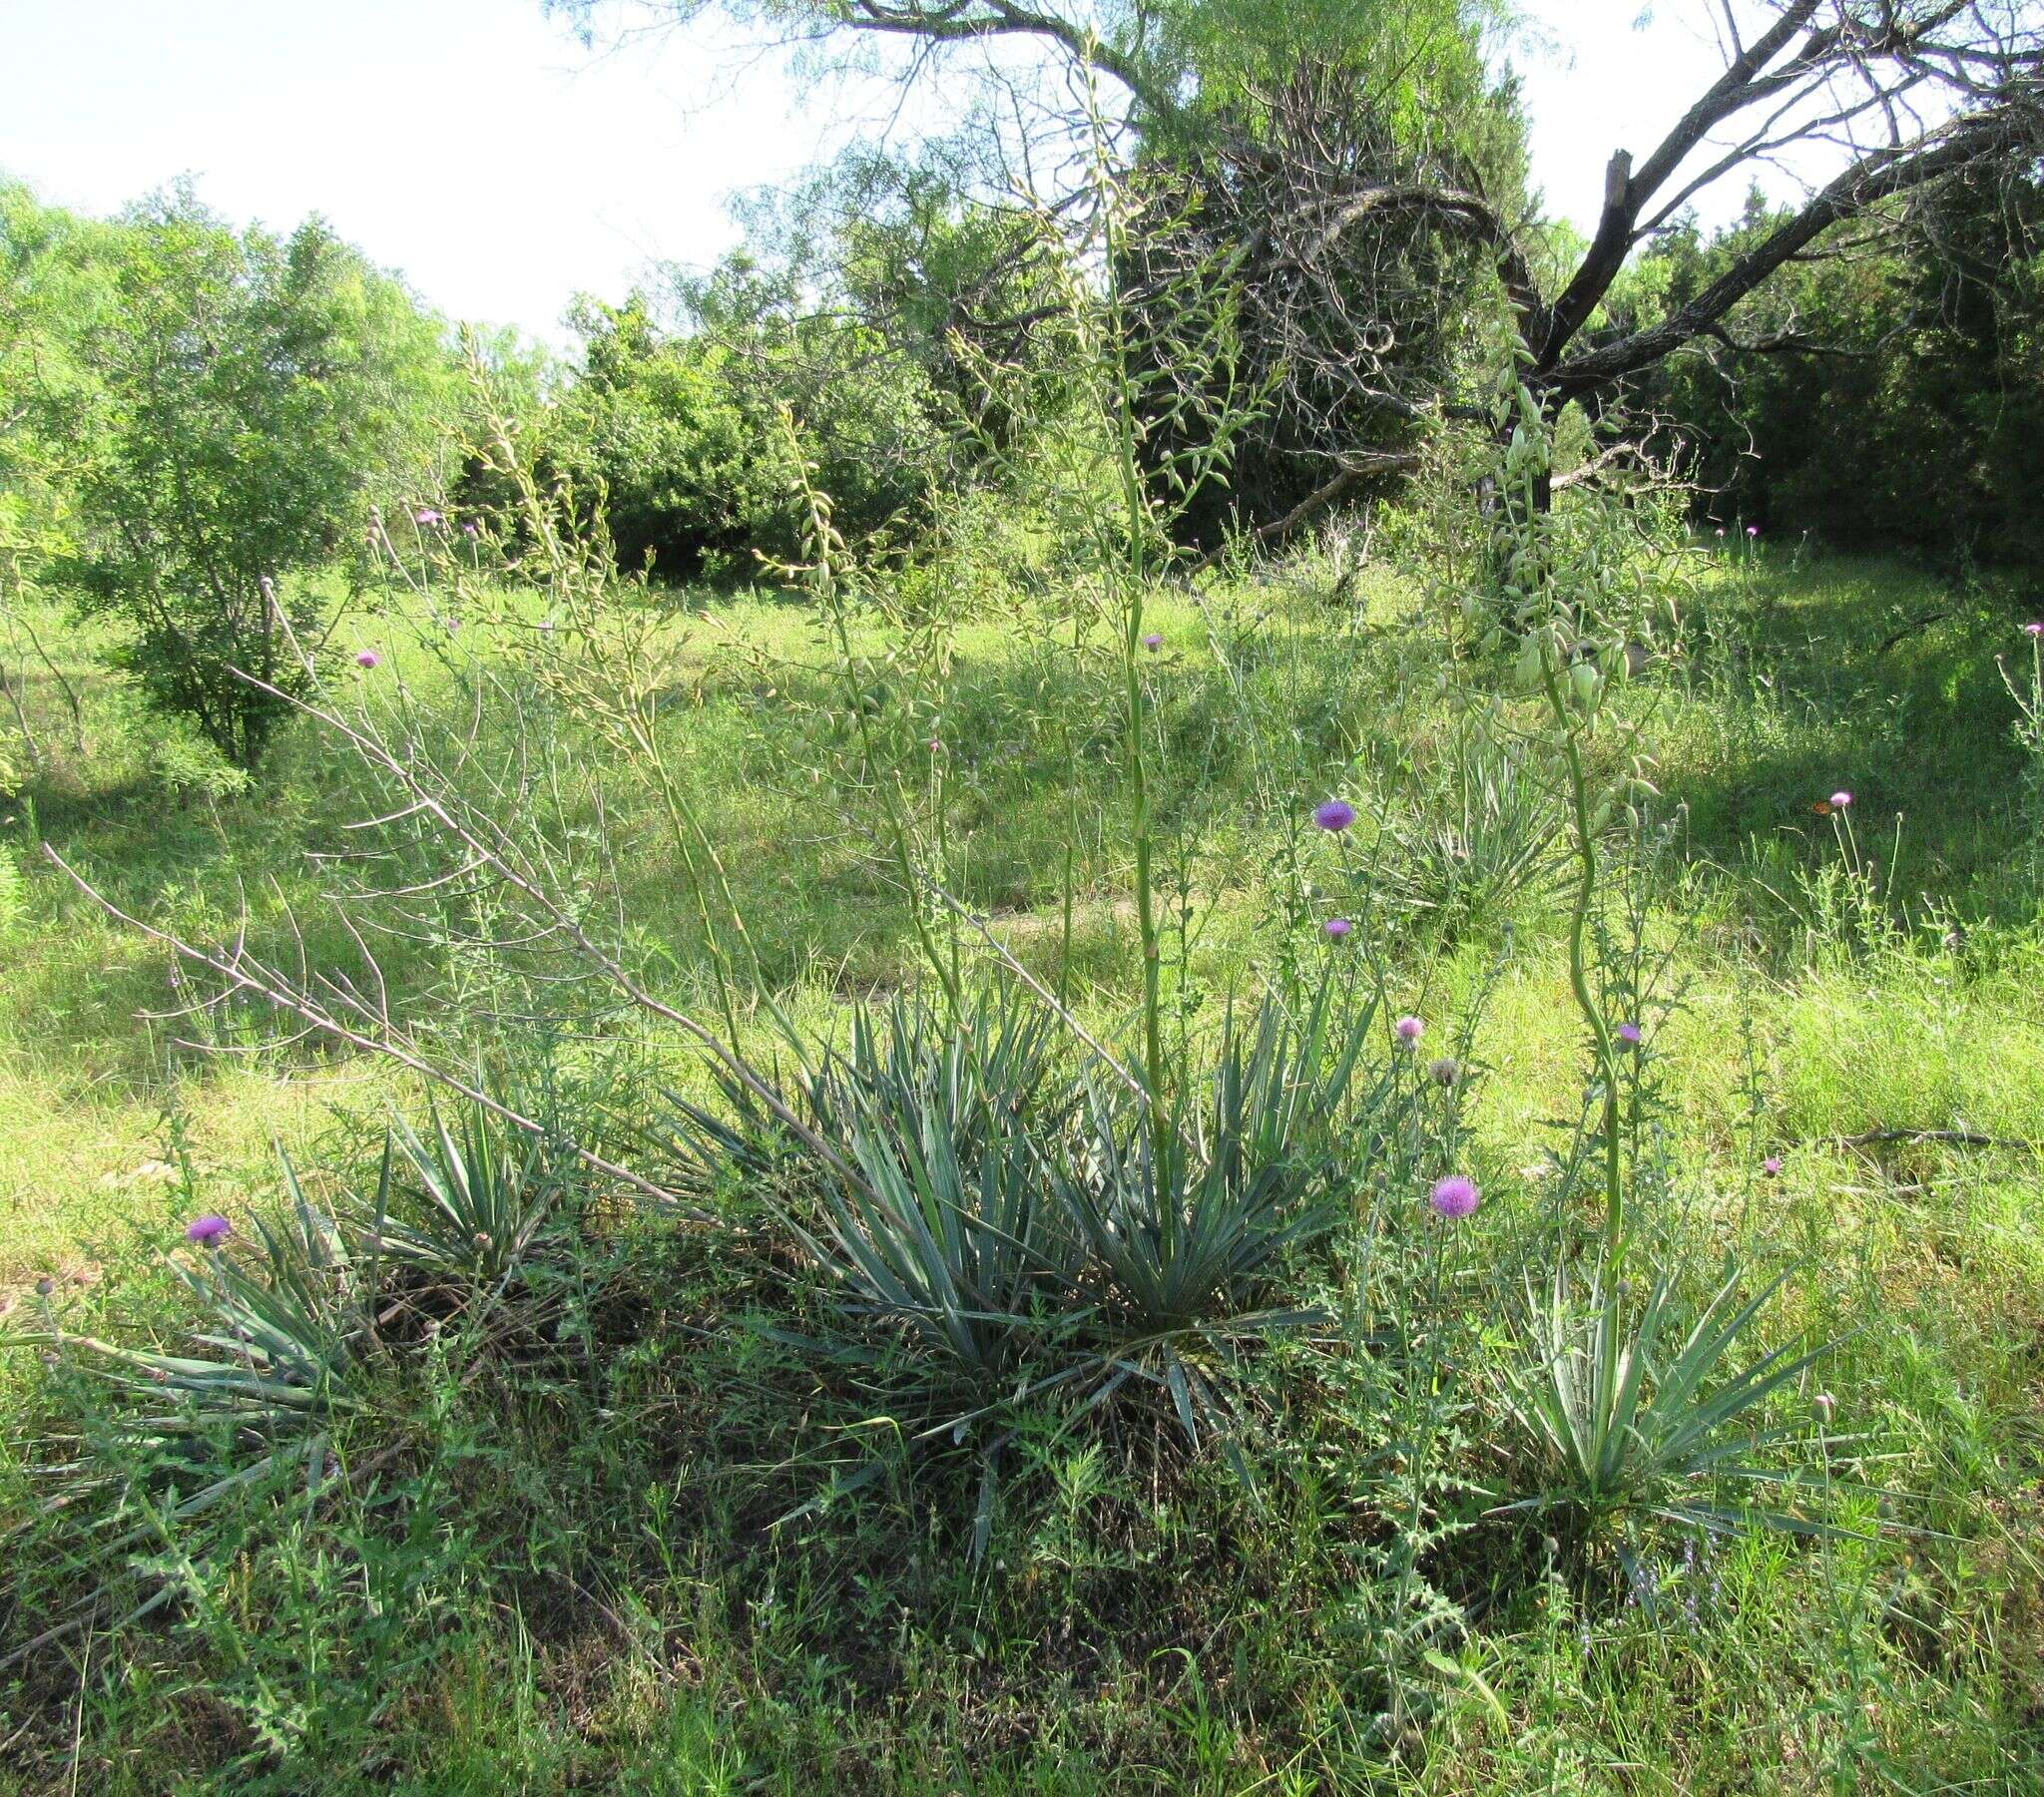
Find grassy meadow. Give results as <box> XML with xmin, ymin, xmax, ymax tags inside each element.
<box><xmin>1</xmin><ymin>538</ymin><xmax>2042</xmax><ymax>1793</ymax></box>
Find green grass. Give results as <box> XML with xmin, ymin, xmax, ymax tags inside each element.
<box><xmin>2</xmin><ymin>543</ymin><xmax>2042</xmax><ymax>1793</ymax></box>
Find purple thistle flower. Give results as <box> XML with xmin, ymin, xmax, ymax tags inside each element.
<box><xmin>1313</xmin><ymin>798</ymin><xmax>1356</xmax><ymax>832</ymax></box>
<box><xmin>1616</xmin><ymin>1021</ymin><xmax>1643</xmax><ymax>1046</ymax></box>
<box><xmin>537</xmin><ymin>619</ymin><xmax>555</xmax><ymax>634</ymax></box>
<box><xmin>462</xmin><ymin>521</ymin><xmax>479</xmax><ymax>539</ymax></box>
<box><xmin>414</xmin><ymin>508</ymin><xmax>443</xmax><ymax>527</ymax></box>
<box><xmin>2024</xmin><ymin>621</ymin><xmax>2043</xmax><ymax>637</ymax></box>
<box><xmin>1829</xmin><ymin>789</ymin><xmax>1852</xmax><ymax>809</ymax></box>
<box><xmin>1747</xmin><ymin>525</ymin><xmax>1760</xmax><ymax>538</ymax></box>
<box><xmin>1762</xmin><ymin>1155</ymin><xmax>1783</xmax><ymax>1177</ymax></box>
<box><xmin>354</xmin><ymin>650</ymin><xmax>381</xmax><ymax>670</ymax></box>
<box><xmin>1395</xmin><ymin>1014</ymin><xmax>1424</xmax><ymax>1044</ymax></box>
<box><xmin>445</xmin><ymin>618</ymin><xmax>461</xmax><ymax>634</ymax></box>
<box><xmin>1142</xmin><ymin>632</ymin><xmax>1163</xmax><ymax>651</ymax></box>
<box><xmin>1714</xmin><ymin>527</ymin><xmax>1726</xmax><ymax>538</ymax></box>
<box><xmin>1323</xmin><ymin>917</ymin><xmax>1352</xmax><ymax>940</ymax></box>
<box><xmin>185</xmin><ymin>1214</ymin><xmax>232</xmax><ymax>1246</ymax></box>
<box><xmin>1429</xmin><ymin>1174</ymin><xmax>1479</xmax><ymax>1220</ymax></box>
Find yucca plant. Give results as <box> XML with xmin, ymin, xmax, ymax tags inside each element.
<box><xmin>1057</xmin><ymin>980</ymin><xmax>1378</xmax><ymax>1330</ymax></box>
<box><xmin>812</xmin><ymin>987</ymin><xmax>1081</xmax><ymax>1375</ymax></box>
<box><xmin>19</xmin><ymin>1169</ymin><xmax>373</xmax><ymax>1506</ymax></box>
<box><xmin>1496</xmin><ymin>1251</ymin><xmax>1834</xmax><ymax>1549</ymax></box>
<box><xmin>1374</xmin><ymin>724</ymin><xmax>1563</xmax><ymax>937</ymax></box>
<box><xmin>822</xmin><ymin>1073</ymin><xmax>1082</xmax><ymax>1376</ymax></box>
<box><xmin>658</xmin><ymin>981</ymin><xmax>1062</xmax><ymax>1210</ymax></box>
<box><xmin>372</xmin><ymin>1100</ymin><xmax>564</xmax><ymax>1296</ymax></box>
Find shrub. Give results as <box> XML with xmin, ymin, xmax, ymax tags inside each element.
<box><xmin>46</xmin><ymin>186</ymin><xmax>449</xmax><ymax>765</ymax></box>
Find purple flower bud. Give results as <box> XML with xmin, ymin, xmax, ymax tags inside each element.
<box><xmin>1429</xmin><ymin>1175</ymin><xmax>1479</xmax><ymax>1219</ymax></box>
<box><xmin>1142</xmin><ymin>632</ymin><xmax>1163</xmax><ymax>651</ymax></box>
<box><xmin>415</xmin><ymin>508</ymin><xmax>443</xmax><ymax>526</ymax></box>
<box><xmin>185</xmin><ymin>1214</ymin><xmax>232</xmax><ymax>1246</ymax></box>
<box><xmin>1323</xmin><ymin>917</ymin><xmax>1351</xmax><ymax>939</ymax></box>
<box><xmin>1312</xmin><ymin>799</ymin><xmax>1356</xmax><ymax>832</ymax></box>
<box><xmin>1395</xmin><ymin>1015</ymin><xmax>1423</xmax><ymax>1043</ymax></box>
<box><xmin>462</xmin><ymin>522</ymin><xmax>479</xmax><ymax>539</ymax></box>
<box><xmin>354</xmin><ymin>650</ymin><xmax>381</xmax><ymax>670</ymax></box>
<box><xmin>1762</xmin><ymin>1155</ymin><xmax>1782</xmax><ymax>1176</ymax></box>
<box><xmin>1747</xmin><ymin>525</ymin><xmax>1760</xmax><ymax>538</ymax></box>
<box><xmin>1617</xmin><ymin>1021</ymin><xmax>1643</xmax><ymax>1046</ymax></box>
<box><xmin>2026</xmin><ymin>622</ymin><xmax>2044</xmax><ymax>638</ymax></box>
<box><xmin>1829</xmin><ymin>790</ymin><xmax>1852</xmax><ymax>809</ymax></box>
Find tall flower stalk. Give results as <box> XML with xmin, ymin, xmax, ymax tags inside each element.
<box><xmin>990</xmin><ymin>60</ymin><xmax>1261</xmax><ymax>1155</ymax></box>
<box><xmin>1486</xmin><ymin>380</ymin><xmax>1675</xmax><ymax>1272</ymax></box>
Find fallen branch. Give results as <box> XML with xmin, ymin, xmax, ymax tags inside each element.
<box><xmin>1187</xmin><ymin>455</ymin><xmax>1412</xmax><ymax>576</ymax></box>
<box><xmin>1814</xmin><ymin>1125</ymin><xmax>2037</xmax><ymax>1154</ymax></box>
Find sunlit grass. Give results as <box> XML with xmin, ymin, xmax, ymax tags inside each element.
<box><xmin>2</xmin><ymin>548</ymin><xmax>2041</xmax><ymax>1790</ymax></box>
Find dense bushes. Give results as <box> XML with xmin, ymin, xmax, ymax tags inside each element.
<box><xmin>3</xmin><ymin>182</ymin><xmax>452</xmax><ymax>766</ymax></box>
<box><xmin>1635</xmin><ymin>177</ymin><xmax>2044</xmax><ymax>564</ymax></box>
<box><xmin>555</xmin><ymin>285</ymin><xmax>946</xmax><ymax>578</ymax></box>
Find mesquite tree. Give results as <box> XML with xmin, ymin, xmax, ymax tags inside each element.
<box><xmin>554</xmin><ymin>0</ymin><xmax>2044</xmax><ymax>522</ymax></box>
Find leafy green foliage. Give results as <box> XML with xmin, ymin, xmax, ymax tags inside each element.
<box><xmin>555</xmin><ymin>230</ymin><xmax>959</xmax><ymax>577</ymax></box>
<box><xmin>1638</xmin><ymin>174</ymin><xmax>2044</xmax><ymax>563</ymax></box>
<box><xmin>28</xmin><ymin>184</ymin><xmax>449</xmax><ymax>764</ymax></box>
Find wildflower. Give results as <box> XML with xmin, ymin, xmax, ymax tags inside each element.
<box><xmin>1813</xmin><ymin>1391</ymin><xmax>1836</xmax><ymax>1422</ymax></box>
<box><xmin>35</xmin><ymin>1276</ymin><xmax>54</xmax><ymax>1298</ymax></box>
<box><xmin>1142</xmin><ymin>632</ymin><xmax>1163</xmax><ymax>651</ymax></box>
<box><xmin>1616</xmin><ymin>1021</ymin><xmax>1643</xmax><ymax>1046</ymax></box>
<box><xmin>462</xmin><ymin>521</ymin><xmax>479</xmax><ymax>539</ymax></box>
<box><xmin>414</xmin><ymin>507</ymin><xmax>443</xmax><ymax>526</ymax></box>
<box><xmin>928</xmin><ymin>736</ymin><xmax>943</xmax><ymax>752</ymax></box>
<box><xmin>1323</xmin><ymin>917</ymin><xmax>1352</xmax><ymax>939</ymax></box>
<box><xmin>354</xmin><ymin>649</ymin><xmax>381</xmax><ymax>670</ymax></box>
<box><xmin>1429</xmin><ymin>1174</ymin><xmax>1479</xmax><ymax>1219</ymax></box>
<box><xmin>1714</xmin><ymin>527</ymin><xmax>1726</xmax><ymax>538</ymax></box>
<box><xmin>445</xmin><ymin>618</ymin><xmax>461</xmax><ymax>634</ymax></box>
<box><xmin>1762</xmin><ymin>1154</ymin><xmax>1783</xmax><ymax>1176</ymax></box>
<box><xmin>1829</xmin><ymin>789</ymin><xmax>1852</xmax><ymax>809</ymax></box>
<box><xmin>2025</xmin><ymin>622</ymin><xmax>2044</xmax><ymax>637</ymax></box>
<box><xmin>1747</xmin><ymin>525</ymin><xmax>1760</xmax><ymax>538</ymax></box>
<box><xmin>1312</xmin><ymin>798</ymin><xmax>1356</xmax><ymax>832</ymax></box>
<box><xmin>185</xmin><ymin>1214</ymin><xmax>232</xmax><ymax>1246</ymax></box>
<box><xmin>1395</xmin><ymin>1014</ymin><xmax>1424</xmax><ymax>1044</ymax></box>
<box><xmin>537</xmin><ymin>619</ymin><xmax>554</xmax><ymax>634</ymax></box>
<box><xmin>1427</xmin><ymin>1057</ymin><xmax>1460</xmax><ymax>1087</ymax></box>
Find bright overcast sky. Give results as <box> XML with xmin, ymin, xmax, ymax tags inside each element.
<box><xmin>2</xmin><ymin>0</ymin><xmax>1788</xmax><ymax>349</ymax></box>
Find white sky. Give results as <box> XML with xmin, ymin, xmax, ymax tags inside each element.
<box><xmin>1</xmin><ymin>0</ymin><xmax>1791</xmax><ymax>349</ymax></box>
